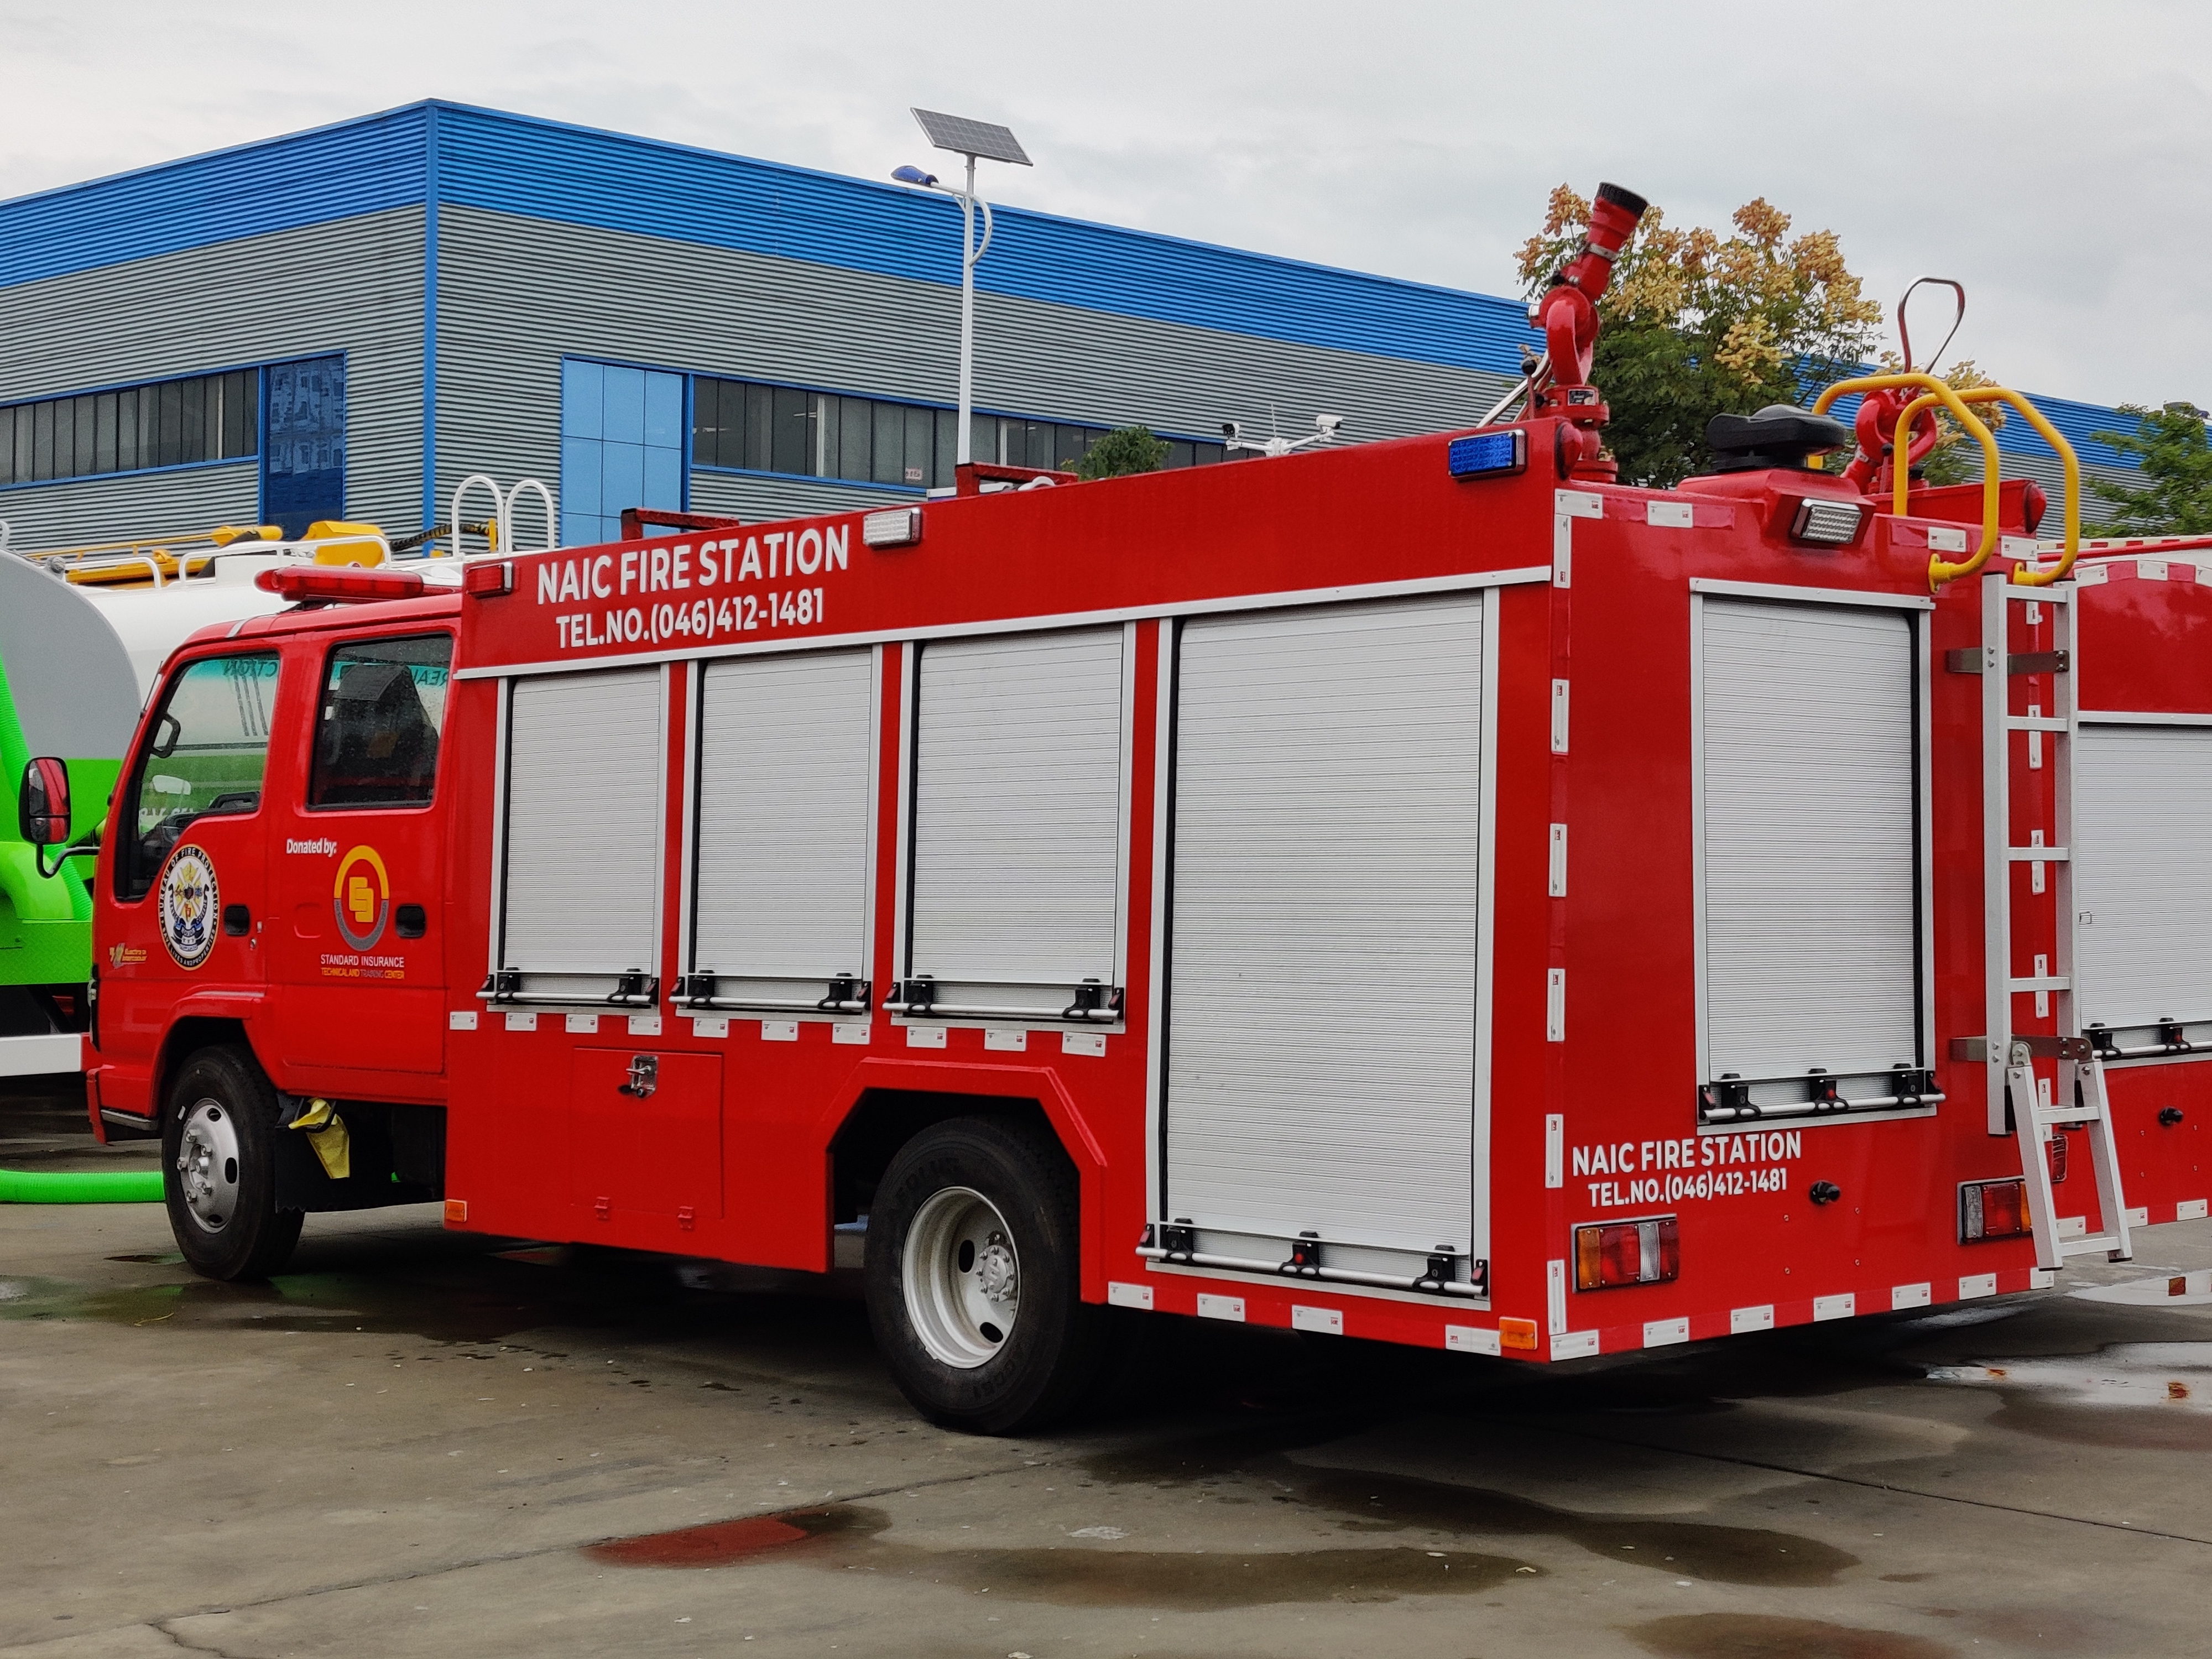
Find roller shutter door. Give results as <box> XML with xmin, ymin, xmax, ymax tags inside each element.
<box><xmin>1700</xmin><ymin>598</ymin><xmax>1918</xmax><ymax>1085</ymax></box>
<box><xmin>1165</xmin><ymin>594</ymin><xmax>1484</xmax><ymax>1257</ymax></box>
<box><xmin>501</xmin><ymin>666</ymin><xmax>663</xmax><ymax>990</ymax></box>
<box><xmin>908</xmin><ymin>629</ymin><xmax>1124</xmax><ymax>1013</ymax></box>
<box><xmin>693</xmin><ymin>649</ymin><xmax>875</xmax><ymax>1004</ymax></box>
<box><xmin>2076</xmin><ymin>723</ymin><xmax>2212</xmax><ymax>1029</ymax></box>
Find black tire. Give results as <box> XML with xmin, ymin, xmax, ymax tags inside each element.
<box><xmin>162</xmin><ymin>1045</ymin><xmax>302</xmax><ymax>1282</ymax></box>
<box><xmin>865</xmin><ymin>1115</ymin><xmax>1105</xmax><ymax>1434</ymax></box>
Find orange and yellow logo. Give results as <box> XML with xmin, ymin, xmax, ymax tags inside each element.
<box><xmin>332</xmin><ymin>845</ymin><xmax>391</xmax><ymax>951</ymax></box>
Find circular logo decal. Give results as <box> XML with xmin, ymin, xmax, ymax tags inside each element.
<box><xmin>157</xmin><ymin>845</ymin><xmax>219</xmax><ymax>970</ymax></box>
<box><xmin>332</xmin><ymin>844</ymin><xmax>391</xmax><ymax>951</ymax></box>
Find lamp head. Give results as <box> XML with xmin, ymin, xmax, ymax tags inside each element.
<box><xmin>891</xmin><ymin>165</ymin><xmax>940</xmax><ymax>187</ymax></box>
<box><xmin>1222</xmin><ymin>421</ymin><xmax>1241</xmax><ymax>440</ymax></box>
<box><xmin>1314</xmin><ymin>414</ymin><xmax>1344</xmax><ymax>436</ymax></box>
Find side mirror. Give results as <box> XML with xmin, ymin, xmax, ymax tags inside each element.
<box><xmin>18</xmin><ymin>757</ymin><xmax>71</xmax><ymax>846</ymax></box>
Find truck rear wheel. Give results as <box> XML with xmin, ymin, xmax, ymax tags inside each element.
<box><xmin>865</xmin><ymin>1116</ymin><xmax>1104</xmax><ymax>1434</ymax></box>
<box><xmin>163</xmin><ymin>1045</ymin><xmax>301</xmax><ymax>1282</ymax></box>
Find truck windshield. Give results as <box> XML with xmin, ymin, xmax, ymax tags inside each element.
<box><xmin>121</xmin><ymin>651</ymin><xmax>279</xmax><ymax>900</ymax></box>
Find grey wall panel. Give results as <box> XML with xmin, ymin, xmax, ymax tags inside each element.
<box><xmin>688</xmin><ymin>469</ymin><xmax>908</xmax><ymax>524</ymax></box>
<box><xmin>0</xmin><ymin>463</ymin><xmax>259</xmax><ymax>555</ymax></box>
<box><xmin>431</xmin><ymin>205</ymin><xmax>1517</xmax><ymax>531</ymax></box>
<box><xmin>0</xmin><ymin>207</ymin><xmax>424</xmax><ymax>550</ymax></box>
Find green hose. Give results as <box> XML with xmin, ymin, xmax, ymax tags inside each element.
<box><xmin>0</xmin><ymin>1168</ymin><xmax>164</xmax><ymax>1203</ymax></box>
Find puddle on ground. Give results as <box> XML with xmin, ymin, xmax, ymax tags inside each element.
<box><xmin>1627</xmin><ymin>1612</ymin><xmax>1954</xmax><ymax>1659</ymax></box>
<box><xmin>1292</xmin><ymin>1466</ymin><xmax>1854</xmax><ymax>1587</ymax></box>
<box><xmin>1926</xmin><ymin>1342</ymin><xmax>2212</xmax><ymax>1449</ymax></box>
<box><xmin>588</xmin><ymin>1501</ymin><xmax>1531</xmax><ymax>1608</ymax></box>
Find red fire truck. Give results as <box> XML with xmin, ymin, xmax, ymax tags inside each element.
<box><xmin>31</xmin><ymin>185</ymin><xmax>2212</xmax><ymax>1433</ymax></box>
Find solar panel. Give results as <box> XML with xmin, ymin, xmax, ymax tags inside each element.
<box><xmin>910</xmin><ymin>109</ymin><xmax>1031</xmax><ymax>166</ymax></box>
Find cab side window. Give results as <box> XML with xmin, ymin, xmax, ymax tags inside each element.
<box><xmin>121</xmin><ymin>651</ymin><xmax>280</xmax><ymax>900</ymax></box>
<box><xmin>307</xmin><ymin>634</ymin><xmax>453</xmax><ymax>809</ymax></box>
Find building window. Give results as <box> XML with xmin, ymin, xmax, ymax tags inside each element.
<box><xmin>262</xmin><ymin>356</ymin><xmax>346</xmax><ymax>536</ymax></box>
<box><xmin>0</xmin><ymin>368</ymin><xmax>257</xmax><ymax>489</ymax></box>
<box><xmin>690</xmin><ymin>375</ymin><xmax>1225</xmax><ymax>491</ymax></box>
<box><xmin>561</xmin><ymin>360</ymin><xmax>685</xmax><ymax>547</ymax></box>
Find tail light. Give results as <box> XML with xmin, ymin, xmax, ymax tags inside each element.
<box><xmin>463</xmin><ymin>559</ymin><xmax>514</xmax><ymax>596</ymax></box>
<box><xmin>1961</xmin><ymin>1178</ymin><xmax>2029</xmax><ymax>1242</ymax></box>
<box><xmin>1574</xmin><ymin>1214</ymin><xmax>1680</xmax><ymax>1290</ymax></box>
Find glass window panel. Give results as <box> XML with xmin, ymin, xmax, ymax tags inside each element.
<box><xmin>744</xmin><ymin>385</ymin><xmax>774</xmax><ymax>471</ymax></box>
<box><xmin>902</xmin><ymin>406</ymin><xmax>932</xmax><ymax>487</ymax></box>
<box><xmin>1192</xmin><ymin>442</ymin><xmax>1222</xmax><ymax>465</ymax></box>
<box><xmin>837</xmin><ymin>396</ymin><xmax>872</xmax><ymax>480</ymax></box>
<box><xmin>1056</xmin><ymin>426</ymin><xmax>1094</xmax><ymax>471</ymax></box>
<box><xmin>0</xmin><ymin>408</ymin><xmax>12</xmax><ymax>484</ymax></box>
<box><xmin>116</xmin><ymin>388</ymin><xmax>138</xmax><ymax>473</ymax></box>
<box><xmin>69</xmin><ymin>397</ymin><xmax>93</xmax><ymax>476</ymax></box>
<box><xmin>180</xmin><ymin>378</ymin><xmax>208</xmax><ymax>465</ymax></box>
<box><xmin>602</xmin><ymin>365</ymin><xmax>646</xmax><ymax>445</ymax></box>
<box><xmin>309</xmin><ymin>634</ymin><xmax>453</xmax><ymax>809</ymax></box>
<box><xmin>227</xmin><ymin>370</ymin><xmax>257</xmax><ymax>457</ymax></box>
<box><xmin>770</xmin><ymin>386</ymin><xmax>810</xmax><ymax>475</ymax></box>
<box><xmin>691</xmin><ymin>375</ymin><xmax>722</xmax><ymax>466</ymax></box>
<box><xmin>643</xmin><ymin>371</ymin><xmax>684</xmax><ymax>451</ymax></box>
<box><xmin>156</xmin><ymin>380</ymin><xmax>182</xmax><ymax>468</ymax></box>
<box><xmin>561</xmin><ymin>360</ymin><xmax>603</xmax><ymax>440</ymax></box>
<box><xmin>1025</xmin><ymin>421</ymin><xmax>1055</xmax><ymax>469</ymax></box>
<box><xmin>94</xmin><ymin>393</ymin><xmax>117</xmax><ymax>474</ymax></box>
<box><xmin>871</xmin><ymin>403</ymin><xmax>904</xmax><ymax>485</ymax></box>
<box><xmin>1165</xmin><ymin>440</ymin><xmax>1195</xmax><ymax>469</ymax></box>
<box><xmin>934</xmin><ymin>409</ymin><xmax>956</xmax><ymax>487</ymax></box>
<box><xmin>721</xmin><ymin>379</ymin><xmax>749</xmax><ymax>469</ymax></box>
<box><xmin>812</xmin><ymin>394</ymin><xmax>833</xmax><ymax>476</ymax></box>
<box><xmin>32</xmin><ymin>401</ymin><xmax>55</xmax><ymax>480</ymax></box>
<box><xmin>49</xmin><ymin>400</ymin><xmax>72</xmax><ymax>479</ymax></box>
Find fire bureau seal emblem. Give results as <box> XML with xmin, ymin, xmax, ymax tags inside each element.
<box><xmin>156</xmin><ymin>844</ymin><xmax>219</xmax><ymax>969</ymax></box>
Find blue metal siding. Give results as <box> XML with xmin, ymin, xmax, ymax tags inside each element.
<box><xmin>430</xmin><ymin>104</ymin><xmax>1541</xmax><ymax>379</ymax></box>
<box><xmin>0</xmin><ymin>107</ymin><xmax>429</xmax><ymax>291</ymax></box>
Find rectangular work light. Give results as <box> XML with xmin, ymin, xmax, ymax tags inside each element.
<box><xmin>1788</xmin><ymin>498</ymin><xmax>1866</xmax><ymax>546</ymax></box>
<box><xmin>1447</xmin><ymin>428</ymin><xmax>1527</xmax><ymax>481</ymax></box>
<box><xmin>1574</xmin><ymin>1215</ymin><xmax>1681</xmax><ymax>1290</ymax></box>
<box><xmin>863</xmin><ymin>507</ymin><xmax>923</xmax><ymax>549</ymax></box>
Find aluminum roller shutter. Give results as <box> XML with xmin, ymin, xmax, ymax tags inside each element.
<box><xmin>908</xmin><ymin>629</ymin><xmax>1124</xmax><ymax>1011</ymax></box>
<box><xmin>693</xmin><ymin>649</ymin><xmax>875</xmax><ymax>1004</ymax></box>
<box><xmin>1699</xmin><ymin>598</ymin><xmax>1918</xmax><ymax>1087</ymax></box>
<box><xmin>2076</xmin><ymin>723</ymin><xmax>2212</xmax><ymax>1029</ymax></box>
<box><xmin>501</xmin><ymin>666</ymin><xmax>663</xmax><ymax>987</ymax></box>
<box><xmin>1166</xmin><ymin>594</ymin><xmax>1484</xmax><ymax>1258</ymax></box>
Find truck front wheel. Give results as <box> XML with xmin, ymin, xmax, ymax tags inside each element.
<box><xmin>163</xmin><ymin>1046</ymin><xmax>302</xmax><ymax>1282</ymax></box>
<box><xmin>865</xmin><ymin>1117</ymin><xmax>1104</xmax><ymax>1434</ymax></box>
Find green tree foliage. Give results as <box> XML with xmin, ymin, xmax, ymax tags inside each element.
<box><xmin>2086</xmin><ymin>402</ymin><xmax>2212</xmax><ymax>535</ymax></box>
<box><xmin>1076</xmin><ymin>426</ymin><xmax>1170</xmax><ymax>481</ymax></box>
<box><xmin>1517</xmin><ymin>189</ymin><xmax>1882</xmax><ymax>487</ymax></box>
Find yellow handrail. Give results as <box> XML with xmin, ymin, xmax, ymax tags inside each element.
<box><xmin>1947</xmin><ymin>386</ymin><xmax>2081</xmax><ymax>587</ymax></box>
<box><xmin>1812</xmin><ymin>372</ymin><xmax>2002</xmax><ymax>586</ymax></box>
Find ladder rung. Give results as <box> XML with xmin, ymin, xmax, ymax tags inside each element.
<box><xmin>2004</xmin><ymin>715</ymin><xmax>2068</xmax><ymax>733</ymax></box>
<box><xmin>2034</xmin><ymin>1104</ymin><xmax>2106</xmax><ymax>1125</ymax></box>
<box><xmin>2059</xmin><ymin>1234</ymin><xmax>2125</xmax><ymax>1258</ymax></box>
<box><xmin>2011</xmin><ymin>974</ymin><xmax>2071</xmax><ymax>992</ymax></box>
<box><xmin>2006</xmin><ymin>846</ymin><xmax>2069</xmax><ymax>862</ymax></box>
<box><xmin>2003</xmin><ymin>585</ymin><xmax>2071</xmax><ymax>604</ymax></box>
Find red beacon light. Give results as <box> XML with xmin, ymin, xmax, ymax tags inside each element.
<box><xmin>255</xmin><ymin>566</ymin><xmax>427</xmax><ymax>604</ymax></box>
<box><xmin>1574</xmin><ymin>1214</ymin><xmax>1681</xmax><ymax>1291</ymax></box>
<box><xmin>462</xmin><ymin>559</ymin><xmax>514</xmax><ymax>596</ymax></box>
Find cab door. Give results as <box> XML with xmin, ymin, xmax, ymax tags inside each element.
<box><xmin>101</xmin><ymin>650</ymin><xmax>283</xmax><ymax>1088</ymax></box>
<box><xmin>268</xmin><ymin>630</ymin><xmax>453</xmax><ymax>1085</ymax></box>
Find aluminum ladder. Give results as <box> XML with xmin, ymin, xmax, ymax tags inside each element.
<box><xmin>1977</xmin><ymin>571</ymin><xmax>2132</xmax><ymax>1271</ymax></box>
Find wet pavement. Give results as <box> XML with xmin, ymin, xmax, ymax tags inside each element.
<box><xmin>6</xmin><ymin>1079</ymin><xmax>2212</xmax><ymax>1657</ymax></box>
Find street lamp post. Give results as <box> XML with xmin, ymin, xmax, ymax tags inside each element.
<box><xmin>894</xmin><ymin>109</ymin><xmax>1031</xmax><ymax>467</ymax></box>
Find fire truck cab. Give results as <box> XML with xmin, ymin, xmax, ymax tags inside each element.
<box><xmin>49</xmin><ymin>188</ymin><xmax>2212</xmax><ymax>1434</ymax></box>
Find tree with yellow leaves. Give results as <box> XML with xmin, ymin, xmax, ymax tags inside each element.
<box><xmin>1519</xmin><ymin>187</ymin><xmax>1883</xmax><ymax>487</ymax></box>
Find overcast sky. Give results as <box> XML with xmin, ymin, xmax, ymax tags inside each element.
<box><xmin>3</xmin><ymin>1</ymin><xmax>2204</xmax><ymax>411</ymax></box>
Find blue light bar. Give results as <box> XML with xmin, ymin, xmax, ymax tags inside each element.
<box><xmin>1447</xmin><ymin>427</ymin><xmax>1527</xmax><ymax>481</ymax></box>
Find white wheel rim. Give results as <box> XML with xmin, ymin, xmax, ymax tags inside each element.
<box><xmin>175</xmin><ymin>1098</ymin><xmax>241</xmax><ymax>1235</ymax></box>
<box><xmin>902</xmin><ymin>1186</ymin><xmax>1020</xmax><ymax>1369</ymax></box>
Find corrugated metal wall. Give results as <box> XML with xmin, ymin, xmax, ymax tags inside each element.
<box><xmin>0</xmin><ymin>207</ymin><xmax>425</xmax><ymax>551</ymax></box>
<box><xmin>0</xmin><ymin>462</ymin><xmax>258</xmax><ymax>554</ymax></box>
<box><xmin>434</xmin><ymin>205</ymin><xmax>1517</xmax><ymax>528</ymax></box>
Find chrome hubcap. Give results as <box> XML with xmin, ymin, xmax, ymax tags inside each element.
<box><xmin>902</xmin><ymin>1186</ymin><xmax>1020</xmax><ymax>1369</ymax></box>
<box><xmin>175</xmin><ymin>1098</ymin><xmax>241</xmax><ymax>1234</ymax></box>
